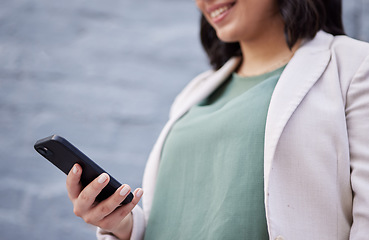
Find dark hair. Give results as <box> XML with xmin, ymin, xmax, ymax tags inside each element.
<box><xmin>200</xmin><ymin>0</ymin><xmax>345</xmax><ymax>69</ymax></box>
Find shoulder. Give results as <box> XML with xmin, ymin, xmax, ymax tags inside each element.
<box><xmin>326</xmin><ymin>34</ymin><xmax>369</xmax><ymax>103</ymax></box>
<box><xmin>331</xmin><ymin>34</ymin><xmax>369</xmax><ymax>51</ymax></box>
<box><xmin>329</xmin><ymin>35</ymin><xmax>369</xmax><ymax>83</ymax></box>
<box><xmin>306</xmin><ymin>31</ymin><xmax>369</xmax><ymax>80</ymax></box>
<box><xmin>301</xmin><ymin>31</ymin><xmax>369</xmax><ymax>59</ymax></box>
<box><xmin>330</xmin><ymin>34</ymin><xmax>369</xmax><ymax>61</ymax></box>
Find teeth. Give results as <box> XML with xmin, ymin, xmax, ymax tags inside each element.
<box><xmin>210</xmin><ymin>5</ymin><xmax>231</xmax><ymax>18</ymax></box>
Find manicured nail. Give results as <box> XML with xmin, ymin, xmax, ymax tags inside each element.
<box><xmin>136</xmin><ymin>189</ymin><xmax>143</xmax><ymax>198</ymax></box>
<box><xmin>98</xmin><ymin>173</ymin><xmax>108</xmax><ymax>184</ymax></box>
<box><xmin>72</xmin><ymin>165</ymin><xmax>78</xmax><ymax>174</ymax></box>
<box><xmin>120</xmin><ymin>185</ymin><xmax>130</xmax><ymax>196</ymax></box>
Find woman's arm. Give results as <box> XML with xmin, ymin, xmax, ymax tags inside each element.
<box><xmin>346</xmin><ymin>55</ymin><xmax>369</xmax><ymax>238</ymax></box>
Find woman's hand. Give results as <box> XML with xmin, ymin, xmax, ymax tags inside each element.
<box><xmin>66</xmin><ymin>164</ymin><xmax>143</xmax><ymax>240</ymax></box>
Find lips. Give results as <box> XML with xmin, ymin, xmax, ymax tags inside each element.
<box><xmin>207</xmin><ymin>2</ymin><xmax>236</xmax><ymax>21</ymax></box>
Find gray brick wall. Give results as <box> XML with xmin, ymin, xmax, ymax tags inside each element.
<box><xmin>343</xmin><ymin>0</ymin><xmax>369</xmax><ymax>41</ymax></box>
<box><xmin>0</xmin><ymin>0</ymin><xmax>367</xmax><ymax>239</ymax></box>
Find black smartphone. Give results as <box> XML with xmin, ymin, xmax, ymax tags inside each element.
<box><xmin>34</xmin><ymin>135</ymin><xmax>133</xmax><ymax>205</ymax></box>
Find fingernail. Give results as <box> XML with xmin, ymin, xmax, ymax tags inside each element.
<box><xmin>136</xmin><ymin>189</ymin><xmax>143</xmax><ymax>198</ymax></box>
<box><xmin>120</xmin><ymin>185</ymin><xmax>130</xmax><ymax>196</ymax></box>
<box><xmin>98</xmin><ymin>173</ymin><xmax>108</xmax><ymax>184</ymax></box>
<box><xmin>72</xmin><ymin>165</ymin><xmax>78</xmax><ymax>174</ymax></box>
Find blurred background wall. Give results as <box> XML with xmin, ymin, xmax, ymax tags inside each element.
<box><xmin>0</xmin><ymin>0</ymin><xmax>368</xmax><ymax>239</ymax></box>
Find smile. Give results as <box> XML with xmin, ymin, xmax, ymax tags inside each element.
<box><xmin>208</xmin><ymin>2</ymin><xmax>236</xmax><ymax>19</ymax></box>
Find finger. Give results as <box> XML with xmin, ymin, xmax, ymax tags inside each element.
<box><xmin>97</xmin><ymin>188</ymin><xmax>144</xmax><ymax>231</ymax></box>
<box><xmin>101</xmin><ymin>188</ymin><xmax>143</xmax><ymax>224</ymax></box>
<box><xmin>75</xmin><ymin>173</ymin><xmax>110</xmax><ymax>213</ymax></box>
<box><xmin>86</xmin><ymin>184</ymin><xmax>132</xmax><ymax>223</ymax></box>
<box><xmin>66</xmin><ymin>164</ymin><xmax>83</xmax><ymax>201</ymax></box>
<box><xmin>131</xmin><ymin>188</ymin><xmax>144</xmax><ymax>205</ymax></box>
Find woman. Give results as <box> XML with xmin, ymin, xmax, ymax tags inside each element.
<box><xmin>66</xmin><ymin>0</ymin><xmax>369</xmax><ymax>239</ymax></box>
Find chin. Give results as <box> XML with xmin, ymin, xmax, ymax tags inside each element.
<box><xmin>215</xmin><ymin>31</ymin><xmax>240</xmax><ymax>43</ymax></box>
<box><xmin>213</xmin><ymin>24</ymin><xmax>243</xmax><ymax>43</ymax></box>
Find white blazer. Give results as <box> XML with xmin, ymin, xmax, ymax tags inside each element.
<box><xmin>98</xmin><ymin>31</ymin><xmax>369</xmax><ymax>240</ymax></box>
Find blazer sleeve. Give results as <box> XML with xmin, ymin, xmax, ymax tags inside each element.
<box><xmin>346</xmin><ymin>55</ymin><xmax>369</xmax><ymax>238</ymax></box>
<box><xmin>96</xmin><ymin>206</ymin><xmax>145</xmax><ymax>240</ymax></box>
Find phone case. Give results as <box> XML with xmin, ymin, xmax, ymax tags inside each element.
<box><xmin>34</xmin><ymin>135</ymin><xmax>133</xmax><ymax>205</ymax></box>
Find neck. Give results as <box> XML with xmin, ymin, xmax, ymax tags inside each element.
<box><xmin>237</xmin><ymin>21</ymin><xmax>300</xmax><ymax>77</ymax></box>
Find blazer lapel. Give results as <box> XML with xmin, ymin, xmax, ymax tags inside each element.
<box><xmin>264</xmin><ymin>31</ymin><xmax>334</xmax><ymax>190</ymax></box>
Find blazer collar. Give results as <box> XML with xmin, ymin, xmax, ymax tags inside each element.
<box><xmin>264</xmin><ymin>31</ymin><xmax>334</xmax><ymax>188</ymax></box>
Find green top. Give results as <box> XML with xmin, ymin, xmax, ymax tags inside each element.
<box><xmin>145</xmin><ymin>66</ymin><xmax>285</xmax><ymax>240</ymax></box>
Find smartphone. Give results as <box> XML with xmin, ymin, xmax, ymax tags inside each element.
<box><xmin>34</xmin><ymin>135</ymin><xmax>133</xmax><ymax>205</ymax></box>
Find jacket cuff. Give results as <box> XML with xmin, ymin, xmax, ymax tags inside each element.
<box><xmin>130</xmin><ymin>206</ymin><xmax>145</xmax><ymax>240</ymax></box>
<box><xmin>96</xmin><ymin>206</ymin><xmax>145</xmax><ymax>240</ymax></box>
<box><xmin>96</xmin><ymin>227</ymin><xmax>119</xmax><ymax>240</ymax></box>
